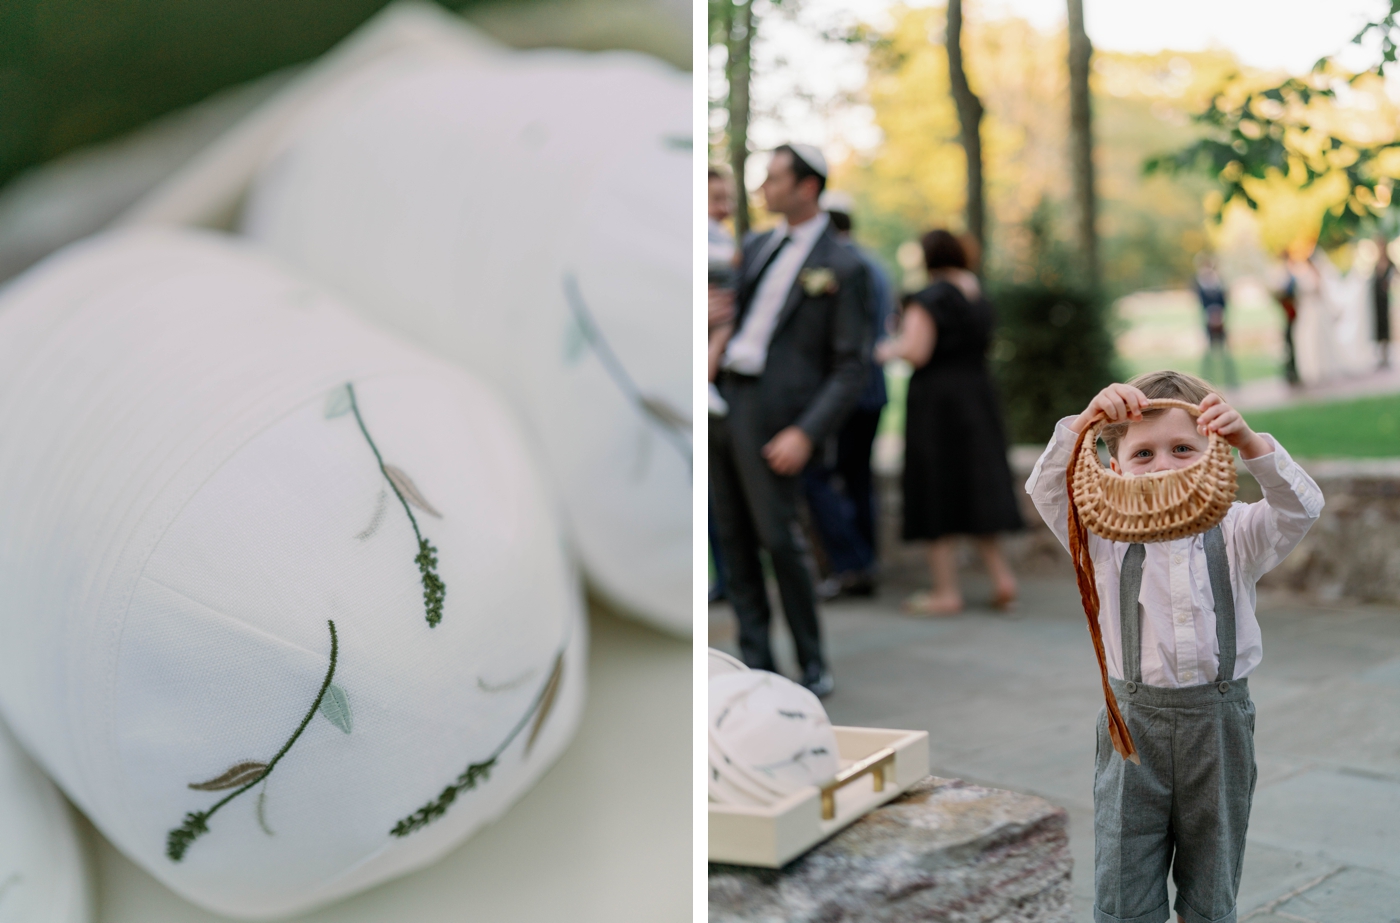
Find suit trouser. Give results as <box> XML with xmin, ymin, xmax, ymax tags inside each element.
<box><xmin>709</xmin><ymin>377</ymin><xmax>824</xmax><ymax>676</ymax></box>
<box><xmin>801</xmin><ymin>463</ymin><xmax>873</xmax><ymax>576</ymax></box>
<box><xmin>836</xmin><ymin>406</ymin><xmax>883</xmax><ymax>556</ymax></box>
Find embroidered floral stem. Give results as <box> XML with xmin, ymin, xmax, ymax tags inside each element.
<box><xmin>345</xmin><ymin>383</ymin><xmax>446</xmax><ymax>627</ymax></box>
<box><xmin>389</xmin><ymin>646</ymin><xmax>566</xmax><ymax>838</ymax></box>
<box><xmin>561</xmin><ymin>274</ymin><xmax>692</xmax><ymax>474</ymax></box>
<box><xmin>166</xmin><ymin>620</ymin><xmax>339</xmax><ymax>862</ymax></box>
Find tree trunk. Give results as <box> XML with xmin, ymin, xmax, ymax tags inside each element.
<box><xmin>1066</xmin><ymin>0</ymin><xmax>1098</xmax><ymax>290</ymax></box>
<box><xmin>726</xmin><ymin>0</ymin><xmax>754</xmax><ymax>239</ymax></box>
<box><xmin>946</xmin><ymin>0</ymin><xmax>985</xmax><ymax>260</ymax></box>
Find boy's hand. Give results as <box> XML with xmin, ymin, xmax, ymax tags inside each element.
<box><xmin>1196</xmin><ymin>393</ymin><xmax>1272</xmax><ymax>459</ymax></box>
<box><xmin>1070</xmin><ymin>383</ymin><xmax>1150</xmax><ymax>433</ymax></box>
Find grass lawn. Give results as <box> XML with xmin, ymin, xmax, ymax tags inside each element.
<box><xmin>1244</xmin><ymin>393</ymin><xmax>1400</xmax><ymax>458</ymax></box>
<box><xmin>875</xmin><ymin>367</ymin><xmax>1400</xmax><ymax>458</ymax></box>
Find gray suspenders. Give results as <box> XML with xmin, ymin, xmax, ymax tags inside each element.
<box><xmin>1118</xmin><ymin>524</ymin><xmax>1236</xmax><ymax>686</ymax></box>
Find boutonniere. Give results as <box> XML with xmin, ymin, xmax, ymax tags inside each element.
<box><xmin>799</xmin><ymin>267</ymin><xmax>838</xmax><ymax>297</ymax></box>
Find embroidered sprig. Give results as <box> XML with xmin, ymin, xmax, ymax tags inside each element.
<box><xmin>390</xmin><ymin>649</ymin><xmax>565</xmax><ymax>838</ymax></box>
<box><xmin>561</xmin><ymin>274</ymin><xmax>691</xmax><ymax>474</ymax></box>
<box><xmin>329</xmin><ymin>382</ymin><xmax>447</xmax><ymax>627</ymax></box>
<box><xmin>166</xmin><ymin>620</ymin><xmax>341</xmax><ymax>862</ymax></box>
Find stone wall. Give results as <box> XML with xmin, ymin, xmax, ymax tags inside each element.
<box><xmin>709</xmin><ymin>776</ymin><xmax>1071</xmax><ymax>923</ymax></box>
<box><xmin>875</xmin><ymin>445</ymin><xmax>1400</xmax><ymax>604</ymax></box>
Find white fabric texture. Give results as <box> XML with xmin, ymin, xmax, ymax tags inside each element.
<box><xmin>722</xmin><ymin>212</ymin><xmax>830</xmax><ymax>375</ymax></box>
<box><xmin>1026</xmin><ymin>418</ymin><xmax>1324</xmax><ymax>687</ymax></box>
<box><xmin>239</xmin><ymin>50</ymin><xmax>692</xmax><ymax>636</ymax></box>
<box><xmin>0</xmin><ymin>228</ymin><xmax>585</xmax><ymax>919</ymax></box>
<box><xmin>0</xmin><ymin>718</ymin><xmax>92</xmax><ymax>923</ymax></box>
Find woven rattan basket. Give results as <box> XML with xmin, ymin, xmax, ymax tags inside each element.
<box><xmin>1069</xmin><ymin>398</ymin><xmax>1237</xmax><ymax>543</ymax></box>
<box><xmin>1065</xmin><ymin>397</ymin><xmax>1239</xmax><ymax>764</ymax></box>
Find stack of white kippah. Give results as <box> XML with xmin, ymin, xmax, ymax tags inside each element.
<box><xmin>0</xmin><ymin>228</ymin><xmax>584</xmax><ymax>918</ymax></box>
<box><xmin>241</xmin><ymin>49</ymin><xmax>692</xmax><ymax>636</ymax></box>
<box><xmin>707</xmin><ymin>665</ymin><xmax>840</xmax><ymax>807</ymax></box>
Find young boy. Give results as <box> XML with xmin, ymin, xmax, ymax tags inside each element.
<box><xmin>1026</xmin><ymin>370</ymin><xmax>1322</xmax><ymax>923</ymax></box>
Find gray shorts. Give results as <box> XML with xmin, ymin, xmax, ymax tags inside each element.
<box><xmin>1094</xmin><ymin>677</ymin><xmax>1257</xmax><ymax>923</ymax></box>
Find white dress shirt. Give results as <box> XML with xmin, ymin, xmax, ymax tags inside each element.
<box><xmin>723</xmin><ymin>212</ymin><xmax>830</xmax><ymax>375</ymax></box>
<box><xmin>1026</xmin><ymin>417</ymin><xmax>1324</xmax><ymax>687</ymax></box>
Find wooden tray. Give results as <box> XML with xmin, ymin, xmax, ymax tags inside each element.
<box><xmin>708</xmin><ymin>726</ymin><xmax>929</xmax><ymax>868</ymax></box>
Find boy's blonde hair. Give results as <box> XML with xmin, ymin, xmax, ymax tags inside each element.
<box><xmin>1101</xmin><ymin>370</ymin><xmax>1215</xmax><ymax>459</ymax></box>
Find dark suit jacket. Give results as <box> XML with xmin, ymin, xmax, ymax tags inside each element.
<box><xmin>729</xmin><ymin>222</ymin><xmax>873</xmax><ymax>446</ymax></box>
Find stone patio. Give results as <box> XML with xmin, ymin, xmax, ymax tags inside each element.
<box><xmin>709</xmin><ymin>573</ymin><xmax>1400</xmax><ymax>922</ymax></box>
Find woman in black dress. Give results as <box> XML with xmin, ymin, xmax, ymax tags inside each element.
<box><xmin>875</xmin><ymin>230</ymin><xmax>1022</xmax><ymax>615</ymax></box>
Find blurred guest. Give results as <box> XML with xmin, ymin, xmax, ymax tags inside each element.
<box><xmin>1268</xmin><ymin>251</ymin><xmax>1300</xmax><ymax>386</ymax></box>
<box><xmin>875</xmin><ymin>230</ymin><xmax>1021</xmax><ymax>615</ymax></box>
<box><xmin>708</xmin><ymin>166</ymin><xmax>737</xmax><ymax>602</ymax></box>
<box><xmin>709</xmin><ymin>167</ymin><xmax>737</xmax><ymax>274</ymax></box>
<box><xmin>709</xmin><ymin>143</ymin><xmax>872</xmax><ymax>696</ymax></box>
<box><xmin>801</xmin><ymin>189</ymin><xmax>892</xmax><ymax>600</ymax></box>
<box><xmin>1195</xmin><ymin>254</ymin><xmax>1238</xmax><ymax>388</ymax></box>
<box><xmin>1374</xmin><ymin>234</ymin><xmax>1394</xmax><ymax>370</ymax></box>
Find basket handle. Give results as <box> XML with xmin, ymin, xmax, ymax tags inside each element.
<box><xmin>1087</xmin><ymin>397</ymin><xmax>1205</xmax><ymax>430</ymax></box>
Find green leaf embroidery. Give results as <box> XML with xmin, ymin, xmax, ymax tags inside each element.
<box><xmin>383</xmin><ymin>465</ymin><xmax>441</xmax><ymax>519</ymax></box>
<box><xmin>166</xmin><ymin>620</ymin><xmax>340</xmax><ymax>862</ymax></box>
<box><xmin>325</xmin><ymin>385</ymin><xmax>353</xmax><ymax>418</ymax></box>
<box><xmin>563</xmin><ymin>312</ymin><xmax>587</xmax><ymax>365</ymax></box>
<box><xmin>526</xmin><ymin>653</ymin><xmax>564</xmax><ymax>755</ymax></box>
<box><xmin>319</xmin><ymin>683</ymin><xmax>352</xmax><ymax>734</ymax></box>
<box><xmin>256</xmin><ymin>785</ymin><xmax>275</xmax><ymax>837</ymax></box>
<box><xmin>561</xmin><ymin>275</ymin><xmax>690</xmax><ymax>475</ymax></box>
<box><xmin>640</xmin><ymin>395</ymin><xmax>690</xmax><ymax>431</ymax></box>
<box><xmin>336</xmin><ymin>382</ymin><xmax>448</xmax><ymax>628</ymax></box>
<box><xmin>662</xmin><ymin>133</ymin><xmax>691</xmax><ymax>150</ymax></box>
<box><xmin>188</xmin><ymin>761</ymin><xmax>267</xmax><ymax>791</ymax></box>
<box><xmin>356</xmin><ymin>489</ymin><xmax>387</xmax><ymax>541</ymax></box>
<box><xmin>390</xmin><ymin>644</ymin><xmax>566</xmax><ymax>838</ymax></box>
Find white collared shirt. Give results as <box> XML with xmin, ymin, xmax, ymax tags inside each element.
<box><xmin>1026</xmin><ymin>418</ymin><xmax>1324</xmax><ymax>687</ymax></box>
<box><xmin>723</xmin><ymin>212</ymin><xmax>830</xmax><ymax>375</ymax></box>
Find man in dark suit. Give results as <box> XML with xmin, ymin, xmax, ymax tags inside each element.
<box><xmin>708</xmin><ymin>143</ymin><xmax>872</xmax><ymax>697</ymax></box>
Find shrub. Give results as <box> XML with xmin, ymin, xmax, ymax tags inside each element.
<box><xmin>989</xmin><ymin>281</ymin><xmax>1119</xmax><ymax>444</ymax></box>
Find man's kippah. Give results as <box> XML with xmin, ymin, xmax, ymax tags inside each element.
<box><xmin>787</xmin><ymin>142</ymin><xmax>828</xmax><ymax>178</ymax></box>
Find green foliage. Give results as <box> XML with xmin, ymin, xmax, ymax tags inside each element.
<box><xmin>1244</xmin><ymin>394</ymin><xmax>1400</xmax><ymax>458</ymax></box>
<box><xmin>1</xmin><ymin>0</ymin><xmax>465</xmax><ymax>190</ymax></box>
<box><xmin>990</xmin><ymin>279</ymin><xmax>1118</xmax><ymax>444</ymax></box>
<box><xmin>1144</xmin><ymin>4</ymin><xmax>1400</xmax><ymax>247</ymax></box>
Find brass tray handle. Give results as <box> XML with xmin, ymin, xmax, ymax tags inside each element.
<box><xmin>818</xmin><ymin>747</ymin><xmax>897</xmax><ymax>820</ymax></box>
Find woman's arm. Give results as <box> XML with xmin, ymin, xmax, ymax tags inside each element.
<box><xmin>874</xmin><ymin>303</ymin><xmax>936</xmax><ymax>367</ymax></box>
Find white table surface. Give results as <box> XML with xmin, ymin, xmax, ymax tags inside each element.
<box><xmin>81</xmin><ymin>603</ymin><xmax>691</xmax><ymax>922</ymax></box>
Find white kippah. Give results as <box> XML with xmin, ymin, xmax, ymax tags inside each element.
<box><xmin>0</xmin><ymin>719</ymin><xmax>91</xmax><ymax>923</ymax></box>
<box><xmin>0</xmin><ymin>228</ymin><xmax>584</xmax><ymax>919</ymax></box>
<box><xmin>242</xmin><ymin>50</ymin><xmax>692</xmax><ymax>637</ymax></box>
<box><xmin>788</xmin><ymin>142</ymin><xmax>829</xmax><ymax>178</ymax></box>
